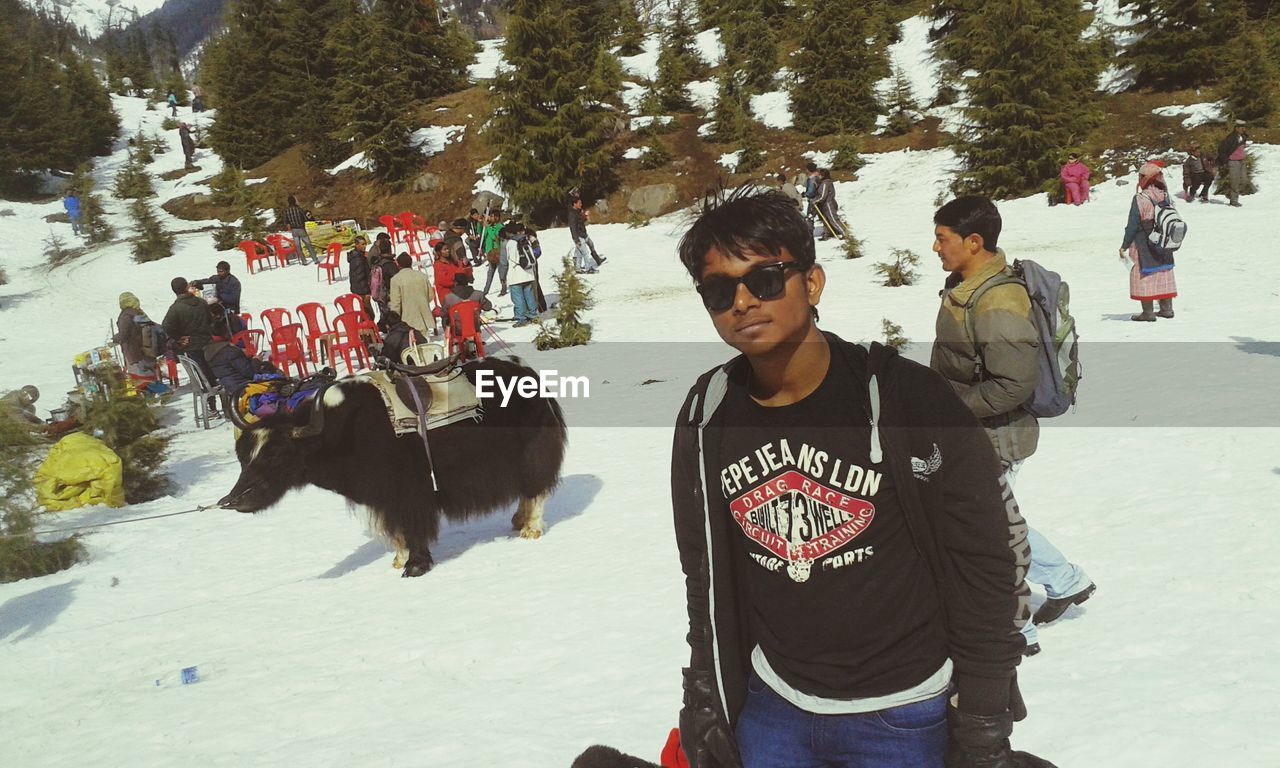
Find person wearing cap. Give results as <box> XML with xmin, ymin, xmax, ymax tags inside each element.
<box><xmin>162</xmin><ymin>276</ymin><xmax>217</xmax><ymax>381</ymax></box>
<box><xmin>1181</xmin><ymin>141</ymin><xmax>1213</xmax><ymax>202</ymax></box>
<box><xmin>196</xmin><ymin>260</ymin><xmax>242</xmax><ymax>332</ymax></box>
<box><xmin>1058</xmin><ymin>153</ymin><xmax>1090</xmax><ymax>205</ymax></box>
<box><xmin>1216</xmin><ymin>123</ymin><xmax>1249</xmax><ymax>207</ymax></box>
<box><xmin>502</xmin><ymin>222</ymin><xmax>540</xmax><ymax>326</ymax></box>
<box><xmin>443</xmin><ymin>218</ymin><xmax>471</xmax><ymax>266</ymax></box>
<box><xmin>1120</xmin><ymin>162</ymin><xmax>1178</xmax><ymax>321</ymax></box>
<box><xmin>0</xmin><ymin>386</ymin><xmax>43</xmax><ymax>425</ymax></box>
<box><xmin>112</xmin><ymin>291</ymin><xmax>160</xmax><ymax>375</ymax></box>
<box><xmin>348</xmin><ymin>235</ymin><xmax>374</xmax><ymax>320</ymax></box>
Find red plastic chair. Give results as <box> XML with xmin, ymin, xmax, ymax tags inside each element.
<box><xmin>265</xmin><ymin>233</ymin><xmax>299</xmax><ymax>267</ymax></box>
<box><xmin>446</xmin><ymin>300</ymin><xmax>486</xmax><ymax>360</ymax></box>
<box><xmin>378</xmin><ymin>215</ymin><xmax>402</xmax><ymax>247</ymax></box>
<box><xmin>238</xmin><ymin>312</ymin><xmax>254</xmax><ymax>330</ymax></box>
<box><xmin>402</xmin><ymin>231</ymin><xmax>425</xmax><ymax>262</ymax></box>
<box><xmin>260</xmin><ymin>307</ymin><xmax>295</xmax><ymax>338</ymax></box>
<box><xmin>239</xmin><ymin>240</ymin><xmax>273</xmax><ymax>275</ymax></box>
<box><xmin>269</xmin><ymin>323</ymin><xmax>311</xmax><ymax>377</ymax></box>
<box><xmin>426</xmin><ymin>226</ymin><xmax>443</xmax><ymax>248</ymax></box>
<box><xmin>334</xmin><ymin>293</ymin><xmax>365</xmax><ymax>317</ymax></box>
<box><xmin>231</xmin><ymin>329</ymin><xmax>265</xmax><ymax>357</ymax></box>
<box><xmin>330</xmin><ymin>312</ymin><xmax>371</xmax><ymax>375</ymax></box>
<box><xmin>318</xmin><ymin>242</ymin><xmax>344</xmax><ymax>284</ymax></box>
<box><xmin>296</xmin><ymin>301</ymin><xmax>336</xmax><ymax>363</ymax></box>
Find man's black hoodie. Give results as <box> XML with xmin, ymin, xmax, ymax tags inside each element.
<box><xmin>671</xmin><ymin>334</ymin><xmax>1029</xmax><ymax>765</ymax></box>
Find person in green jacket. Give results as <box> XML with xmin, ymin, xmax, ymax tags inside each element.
<box><xmin>480</xmin><ymin>209</ymin><xmax>507</xmax><ymax>296</ymax></box>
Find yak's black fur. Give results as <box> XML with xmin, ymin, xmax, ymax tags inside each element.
<box><xmin>218</xmin><ymin>357</ymin><xmax>567</xmax><ymax>576</ymax></box>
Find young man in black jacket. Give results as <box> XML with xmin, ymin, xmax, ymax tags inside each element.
<box><xmin>671</xmin><ymin>188</ymin><xmax>1052</xmax><ymax>768</ymax></box>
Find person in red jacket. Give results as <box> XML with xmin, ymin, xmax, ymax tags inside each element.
<box><xmin>1059</xmin><ymin>154</ymin><xmax>1090</xmax><ymax>205</ymax></box>
<box><xmin>432</xmin><ymin>240</ymin><xmax>473</xmax><ymax>307</ymax></box>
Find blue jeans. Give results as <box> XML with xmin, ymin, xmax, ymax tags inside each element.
<box><xmin>1004</xmin><ymin>462</ymin><xmax>1092</xmax><ymax>646</ymax></box>
<box><xmin>483</xmin><ymin>249</ymin><xmax>509</xmax><ymax>294</ymax></box>
<box><xmin>736</xmin><ymin>673</ymin><xmax>947</xmax><ymax>768</ymax></box>
<box><xmin>509</xmin><ymin>283</ymin><xmax>537</xmax><ymax>322</ymax></box>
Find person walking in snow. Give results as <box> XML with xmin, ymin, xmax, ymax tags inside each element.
<box><xmin>283</xmin><ymin>195</ymin><xmax>319</xmax><ymax>265</ymax></box>
<box><xmin>1217</xmin><ymin>123</ymin><xmax>1249</xmax><ymax>207</ymax></box>
<box><xmin>62</xmin><ymin>192</ymin><xmax>82</xmax><ymax>237</ymax></box>
<box><xmin>1119</xmin><ymin>162</ymin><xmax>1178</xmax><ymax>321</ymax></box>
<box><xmin>1181</xmin><ymin>141</ymin><xmax>1213</xmax><ymax>203</ymax></box>
<box><xmin>1058</xmin><ymin>154</ymin><xmax>1090</xmax><ymax>205</ymax></box>
<box><xmin>481</xmin><ymin>209</ymin><xmax>506</xmax><ymax>296</ymax></box>
<box><xmin>774</xmin><ymin>172</ymin><xmax>803</xmax><ymax>209</ymax></box>
<box><xmin>178</xmin><ymin>122</ymin><xmax>196</xmax><ymax>168</ymax></box>
<box><xmin>931</xmin><ymin>196</ymin><xmax>1096</xmax><ymax>658</ymax></box>
<box><xmin>568</xmin><ymin>193</ymin><xmax>606</xmax><ymax>273</ymax></box>
<box><xmin>167</xmin><ymin>90</ymin><xmax>178</xmax><ymax>117</ymax></box>
<box><xmin>671</xmin><ymin>186</ymin><xmax>1053</xmax><ymax>768</ymax></box>
<box><xmin>811</xmin><ymin>168</ymin><xmax>846</xmax><ymax>240</ymax></box>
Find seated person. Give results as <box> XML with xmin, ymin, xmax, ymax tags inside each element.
<box><xmin>377</xmin><ymin>310</ymin><xmax>418</xmax><ymax>365</ymax></box>
<box><xmin>203</xmin><ymin>320</ymin><xmax>277</xmax><ymax>399</ymax></box>
<box><xmin>1059</xmin><ymin>153</ymin><xmax>1091</xmax><ymax>205</ymax></box>
<box><xmin>432</xmin><ymin>240</ymin><xmax>474</xmax><ymax>306</ymax></box>
<box><xmin>442</xmin><ymin>273</ymin><xmax>494</xmax><ymax>316</ymax></box>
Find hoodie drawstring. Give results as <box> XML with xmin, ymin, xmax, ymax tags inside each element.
<box><xmin>868</xmin><ymin>373</ymin><xmax>883</xmax><ymax>464</ymax></box>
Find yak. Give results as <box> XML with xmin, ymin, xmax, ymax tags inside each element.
<box><xmin>217</xmin><ymin>356</ymin><xmax>567</xmax><ymax>577</ymax></box>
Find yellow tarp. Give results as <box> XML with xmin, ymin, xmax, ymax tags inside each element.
<box><xmin>34</xmin><ymin>432</ymin><xmax>126</xmax><ymax>511</ymax></box>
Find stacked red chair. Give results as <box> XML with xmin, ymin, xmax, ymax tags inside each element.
<box><xmin>231</xmin><ymin>329</ymin><xmax>265</xmax><ymax>357</ymax></box>
<box><xmin>330</xmin><ymin>312</ymin><xmax>371</xmax><ymax>375</ymax></box>
<box><xmin>269</xmin><ymin>323</ymin><xmax>311</xmax><ymax>377</ymax></box>
<box><xmin>260</xmin><ymin>307</ymin><xmax>295</xmax><ymax>339</ymax></box>
<box><xmin>239</xmin><ymin>240</ymin><xmax>273</xmax><ymax>275</ymax></box>
<box><xmin>296</xmin><ymin>302</ymin><xmax>336</xmax><ymax>364</ymax></box>
<box><xmin>265</xmin><ymin>234</ymin><xmax>299</xmax><ymax>268</ymax></box>
<box><xmin>446</xmin><ymin>300</ymin><xmax>486</xmax><ymax>360</ymax></box>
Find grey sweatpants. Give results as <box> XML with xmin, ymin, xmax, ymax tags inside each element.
<box><xmin>1228</xmin><ymin>159</ymin><xmax>1246</xmax><ymax>204</ymax></box>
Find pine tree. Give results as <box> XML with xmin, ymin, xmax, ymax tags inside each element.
<box><xmin>374</xmin><ymin>0</ymin><xmax>474</xmax><ymax>102</ymax></box>
<box><xmin>282</xmin><ymin>0</ymin><xmax>349</xmax><ymax>167</ymax></box>
<box><xmin>1224</xmin><ymin>29</ymin><xmax>1275</xmax><ymax>120</ymax></box>
<box><xmin>653</xmin><ymin>0</ymin><xmax>704</xmax><ymax>111</ymax></box>
<box><xmin>588</xmin><ymin>45</ymin><xmax>626</xmax><ymax>109</ymax></box>
<box><xmin>0</xmin><ymin>408</ymin><xmax>85</xmax><ymax>583</ymax></box>
<box><xmin>82</xmin><ymin>388</ymin><xmax>171</xmax><ymax>503</ymax></box>
<box><xmin>882</xmin><ymin>65</ymin><xmax>919</xmax><ymax>136</ymax></box>
<box><xmin>831</xmin><ymin>134</ymin><xmax>866</xmax><ymax>172</ymax></box>
<box><xmin>710</xmin><ymin>69</ymin><xmax>751</xmax><ymax>142</ymax></box>
<box><xmin>205</xmin><ymin>0</ymin><xmax>293</xmax><ymax>168</ymax></box>
<box><xmin>62</xmin><ymin>53</ymin><xmax>120</xmax><ymax>158</ymax></box>
<box><xmin>1121</xmin><ymin>0</ymin><xmax>1247</xmax><ymax>87</ymax></box>
<box><xmin>951</xmin><ymin>0</ymin><xmax>1102</xmax><ymax>199</ymax></box>
<box><xmin>114</xmin><ymin>156</ymin><xmax>155</xmax><ymax>199</ymax></box>
<box><xmin>129</xmin><ymin>198</ymin><xmax>175</xmax><ymax>263</ymax></box>
<box><xmin>615</xmin><ymin>0</ymin><xmax>646</xmax><ymax>56</ymax></box>
<box><xmin>790</xmin><ymin>0</ymin><xmax>887</xmax><ymax>135</ymax></box>
<box><xmin>490</xmin><ymin>0</ymin><xmax>622</xmax><ymax>225</ymax></box>
<box><xmin>67</xmin><ymin>166</ymin><xmax>115</xmax><ymax>244</ymax></box>
<box><xmin>721</xmin><ymin>9</ymin><xmax>777</xmax><ymax>93</ymax></box>
<box><xmin>534</xmin><ymin>257</ymin><xmax>593</xmax><ymax>349</ymax></box>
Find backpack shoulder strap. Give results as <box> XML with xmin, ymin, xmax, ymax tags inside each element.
<box><xmin>962</xmin><ymin>272</ymin><xmax>1024</xmax><ymax>344</ymax></box>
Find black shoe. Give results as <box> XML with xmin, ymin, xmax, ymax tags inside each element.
<box><xmin>1033</xmin><ymin>583</ymin><xmax>1096</xmax><ymax>625</ymax></box>
<box><xmin>1230</xmin><ymin>201</ymin><xmax>1243</xmax><ymax>207</ymax></box>
<box><xmin>594</xmin><ymin>255</ymin><xmax>606</xmax><ymax>266</ymax></box>
<box><xmin>1023</xmin><ymin>642</ymin><xmax>1041</xmax><ymax>657</ymax></box>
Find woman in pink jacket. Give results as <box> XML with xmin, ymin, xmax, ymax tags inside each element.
<box><xmin>1060</xmin><ymin>153</ymin><xmax>1090</xmax><ymax>204</ymax></box>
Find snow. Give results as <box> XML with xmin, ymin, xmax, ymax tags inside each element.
<box><xmin>22</xmin><ymin>0</ymin><xmax>169</xmax><ymax>38</ymax></box>
<box><xmin>623</xmin><ymin>147</ymin><xmax>650</xmax><ymax>160</ymax></box>
<box><xmin>629</xmin><ymin>116</ymin><xmax>672</xmax><ymax>132</ymax></box>
<box><xmin>1088</xmin><ymin>0</ymin><xmax>1141</xmax><ymax>94</ymax></box>
<box><xmin>878</xmin><ymin>15</ymin><xmax>943</xmax><ymax>107</ymax></box>
<box><xmin>750</xmin><ymin>89</ymin><xmax>793</xmax><ymax>130</ymax></box>
<box><xmin>5</xmin><ymin>86</ymin><xmax>1280</xmax><ymax>768</ymax></box>
<box><xmin>472</xmin><ymin>160</ymin><xmax>504</xmax><ymax>196</ymax></box>
<box><xmin>621</xmin><ymin>81</ymin><xmax>649</xmax><ymax>113</ymax></box>
<box><xmin>717</xmin><ymin>150</ymin><xmax>743</xmax><ymax>172</ymax></box>
<box><xmin>802</xmin><ymin>149</ymin><xmax>837</xmax><ymax>170</ymax></box>
<box><xmin>686</xmin><ymin>79</ymin><xmax>717</xmax><ymax>112</ymax></box>
<box><xmin>1151</xmin><ymin>102</ymin><xmax>1227</xmax><ymax>129</ymax></box>
<box><xmin>619</xmin><ymin>35</ymin><xmax>662</xmax><ymax>82</ymax></box>
<box><xmin>410</xmin><ymin>124</ymin><xmax>467</xmax><ymax>156</ymax></box>
<box><xmin>694</xmin><ymin>28</ymin><xmax>723</xmax><ymax>68</ymax></box>
<box><xmin>326</xmin><ymin>152</ymin><xmax>372</xmax><ymax>176</ymax></box>
<box><xmin>468</xmin><ymin>38</ymin><xmax>508</xmax><ymax>81</ymax></box>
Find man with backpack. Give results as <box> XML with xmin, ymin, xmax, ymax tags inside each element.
<box><xmin>1216</xmin><ymin>123</ymin><xmax>1249</xmax><ymax>207</ymax></box>
<box><xmin>930</xmin><ymin>196</ymin><xmax>1095</xmax><ymax>656</ymax></box>
<box><xmin>113</xmin><ymin>291</ymin><xmax>163</xmax><ymax>377</ymax></box>
<box><xmin>672</xmin><ymin>187</ymin><xmax>1053</xmax><ymax>768</ymax></box>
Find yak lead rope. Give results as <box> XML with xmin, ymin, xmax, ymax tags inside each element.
<box><xmin>402</xmin><ymin>377</ymin><xmax>439</xmax><ymax>491</ymax></box>
<box><xmin>0</xmin><ymin>503</ymin><xmax>215</xmax><ymax>540</ymax></box>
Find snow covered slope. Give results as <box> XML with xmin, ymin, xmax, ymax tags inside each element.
<box><xmin>24</xmin><ymin>0</ymin><xmax>169</xmax><ymax>37</ymax></box>
<box><xmin>2</xmin><ymin>93</ymin><xmax>1280</xmax><ymax>767</ymax></box>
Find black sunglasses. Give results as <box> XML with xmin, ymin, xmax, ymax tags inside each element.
<box><xmin>697</xmin><ymin>261</ymin><xmax>807</xmax><ymax>313</ymax></box>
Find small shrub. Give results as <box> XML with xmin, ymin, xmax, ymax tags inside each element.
<box><xmin>881</xmin><ymin>318</ymin><xmax>910</xmax><ymax>350</ymax></box>
<box><xmin>213</xmin><ymin>225</ymin><xmax>242</xmax><ymax>251</ymax></box>
<box><xmin>67</xmin><ymin>166</ymin><xmax>116</xmax><ymax>244</ymax></box>
<box><xmin>534</xmin><ymin>257</ymin><xmax>594</xmax><ymax>350</ymax></box>
<box><xmin>44</xmin><ymin>231</ymin><xmax>83</xmax><ymax>266</ymax></box>
<box><xmin>161</xmin><ymin>116</ymin><xmax>180</xmax><ymax>131</ymax></box>
<box><xmin>1214</xmin><ymin>153</ymin><xmax>1258</xmax><ymax>197</ymax></box>
<box><xmin>831</xmin><ymin>134</ymin><xmax>866</xmax><ymax>173</ymax></box>
<box><xmin>114</xmin><ymin>158</ymin><xmax>155</xmax><ymax>200</ymax></box>
<box><xmin>0</xmin><ymin>410</ymin><xmax>85</xmax><ymax>582</ymax></box>
<box><xmin>82</xmin><ymin>389</ymin><xmax>172</xmax><ymax>504</ymax></box>
<box><xmin>128</xmin><ymin>199</ymin><xmax>175</xmax><ymax>263</ymax></box>
<box><xmin>133</xmin><ymin>132</ymin><xmax>154</xmax><ymax>164</ymax></box>
<box><xmin>874</xmin><ymin>248</ymin><xmax>921</xmax><ymax>286</ymax></box>
<box><xmin>841</xmin><ymin>235</ymin><xmax>865</xmax><ymax>259</ymax></box>
<box><xmin>0</xmin><ymin>266</ymin><xmax>7</xmax><ymax>285</ymax></box>
<box><xmin>627</xmin><ymin>211</ymin><xmax>651</xmax><ymax>228</ymax></box>
<box><xmin>639</xmin><ymin>138</ymin><xmax>673</xmax><ymax>169</ymax></box>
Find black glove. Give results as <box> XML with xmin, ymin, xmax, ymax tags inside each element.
<box><xmin>679</xmin><ymin>667</ymin><xmax>741</xmax><ymax>768</ymax></box>
<box><xmin>946</xmin><ymin>707</ymin><xmax>1057</xmax><ymax>768</ymax></box>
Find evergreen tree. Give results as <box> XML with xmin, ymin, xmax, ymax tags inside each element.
<box><xmin>1120</xmin><ymin>0</ymin><xmax>1246</xmax><ymax>87</ymax></box>
<box><xmin>129</xmin><ymin>198</ymin><xmax>175</xmax><ymax>263</ymax></box>
<box><xmin>790</xmin><ymin>0</ymin><xmax>887</xmax><ymax>135</ymax></box>
<box><xmin>279</xmin><ymin>0</ymin><xmax>346</xmax><ymax>165</ymax></box>
<box><xmin>653</xmin><ymin>0</ymin><xmax>703</xmax><ymax>111</ymax></box>
<box><xmin>951</xmin><ymin>0</ymin><xmax>1102</xmax><ymax>198</ymax></box>
<box><xmin>490</xmin><ymin>0</ymin><xmax>622</xmax><ymax>225</ymax></box>
<box><xmin>882</xmin><ymin>65</ymin><xmax>919</xmax><ymax>136</ymax></box>
<box><xmin>1223</xmin><ymin>29</ymin><xmax>1275</xmax><ymax>120</ymax></box>
<box><xmin>67</xmin><ymin>166</ymin><xmax>115</xmax><ymax>244</ymax></box>
<box><xmin>374</xmin><ymin>0</ymin><xmax>475</xmax><ymax>102</ymax></box>
<box><xmin>721</xmin><ymin>9</ymin><xmax>777</xmax><ymax>93</ymax></box>
<box><xmin>710</xmin><ymin>69</ymin><xmax>750</xmax><ymax>142</ymax></box>
<box><xmin>63</xmin><ymin>54</ymin><xmax>120</xmax><ymax>158</ymax></box>
<box><xmin>0</xmin><ymin>407</ymin><xmax>85</xmax><ymax>583</ymax></box>
<box><xmin>615</xmin><ymin>0</ymin><xmax>646</xmax><ymax>56</ymax></box>
<box><xmin>534</xmin><ymin>257</ymin><xmax>594</xmax><ymax>350</ymax></box>
<box><xmin>114</xmin><ymin>156</ymin><xmax>156</xmax><ymax>199</ymax></box>
<box><xmin>204</xmin><ymin>0</ymin><xmax>293</xmax><ymax>168</ymax></box>
<box><xmin>589</xmin><ymin>45</ymin><xmax>626</xmax><ymax>109</ymax></box>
